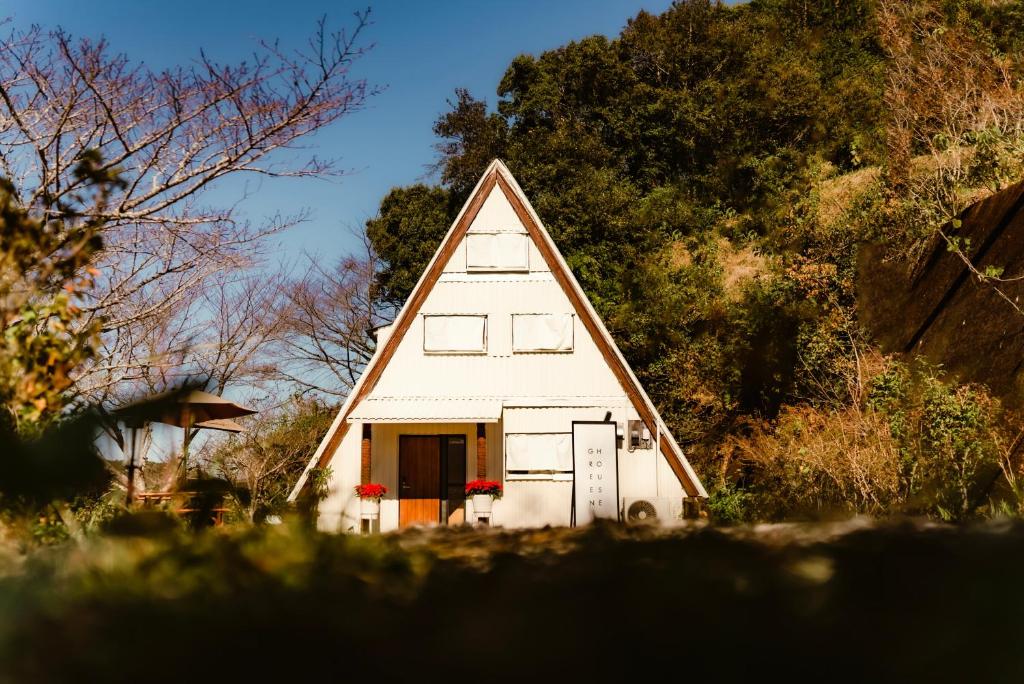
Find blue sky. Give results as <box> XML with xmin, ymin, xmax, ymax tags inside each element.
<box><xmin>5</xmin><ymin>0</ymin><xmax>675</xmax><ymax>264</ymax></box>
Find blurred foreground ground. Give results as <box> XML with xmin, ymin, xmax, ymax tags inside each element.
<box><xmin>2</xmin><ymin>517</ymin><xmax>1023</xmax><ymax>682</ymax></box>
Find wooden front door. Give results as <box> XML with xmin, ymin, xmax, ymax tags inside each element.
<box><xmin>399</xmin><ymin>436</ymin><xmax>441</xmax><ymax>527</ymax></box>
<box><xmin>443</xmin><ymin>436</ymin><xmax>467</xmax><ymax>525</ymax></box>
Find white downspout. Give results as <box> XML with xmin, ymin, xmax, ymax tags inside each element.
<box><xmin>655</xmin><ymin>420</ymin><xmax>661</xmax><ymax>496</ymax></box>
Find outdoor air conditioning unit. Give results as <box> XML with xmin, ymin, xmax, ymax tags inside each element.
<box><xmin>622</xmin><ymin>497</ymin><xmax>682</xmax><ymax>525</ymax></box>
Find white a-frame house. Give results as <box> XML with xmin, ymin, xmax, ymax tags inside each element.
<box><xmin>289</xmin><ymin>160</ymin><xmax>706</xmax><ymax>532</ymax></box>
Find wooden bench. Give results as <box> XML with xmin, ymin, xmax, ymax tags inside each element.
<box><xmin>136</xmin><ymin>491</ymin><xmax>229</xmax><ymax>526</ymax></box>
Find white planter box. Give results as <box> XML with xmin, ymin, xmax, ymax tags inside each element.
<box><xmin>472</xmin><ymin>494</ymin><xmax>493</xmax><ymax>516</ymax></box>
<box><xmin>360</xmin><ymin>498</ymin><xmax>380</xmax><ymax>518</ymax></box>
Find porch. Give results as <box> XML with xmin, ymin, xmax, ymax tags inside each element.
<box><xmin>353</xmin><ymin>419</ymin><xmax>582</xmax><ymax>533</ymax></box>
<box><xmin>317</xmin><ymin>399</ymin><xmax>667</xmax><ymax>533</ymax></box>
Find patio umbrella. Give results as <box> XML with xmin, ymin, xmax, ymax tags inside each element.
<box><xmin>116</xmin><ymin>390</ymin><xmax>256</xmax><ymax>491</ymax></box>
<box><xmin>117</xmin><ymin>389</ymin><xmax>256</xmax><ymax>426</ymax></box>
<box><xmin>193</xmin><ymin>418</ymin><xmax>246</xmax><ymax>433</ymax></box>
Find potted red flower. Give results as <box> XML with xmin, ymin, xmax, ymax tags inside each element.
<box><xmin>354</xmin><ymin>483</ymin><xmax>387</xmax><ymax>519</ymax></box>
<box><xmin>465</xmin><ymin>480</ymin><xmax>502</xmax><ymax>518</ymax></box>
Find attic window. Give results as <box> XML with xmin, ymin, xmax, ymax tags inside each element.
<box><xmin>466</xmin><ymin>233</ymin><xmax>529</xmax><ymax>272</ymax></box>
<box><xmin>505</xmin><ymin>432</ymin><xmax>573</xmax><ymax>480</ymax></box>
<box><xmin>512</xmin><ymin>313</ymin><xmax>574</xmax><ymax>352</ymax></box>
<box><xmin>423</xmin><ymin>314</ymin><xmax>487</xmax><ymax>353</ymax></box>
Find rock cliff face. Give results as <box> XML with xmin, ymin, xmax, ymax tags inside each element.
<box><xmin>859</xmin><ymin>180</ymin><xmax>1024</xmax><ymax>402</ymax></box>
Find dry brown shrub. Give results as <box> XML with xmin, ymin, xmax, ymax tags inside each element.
<box><xmin>816</xmin><ymin>165</ymin><xmax>881</xmax><ymax>228</ymax></box>
<box><xmin>732</xmin><ymin>403</ymin><xmax>904</xmax><ymax>517</ymax></box>
<box><xmin>719</xmin><ymin>237</ymin><xmax>768</xmax><ymax>301</ymax></box>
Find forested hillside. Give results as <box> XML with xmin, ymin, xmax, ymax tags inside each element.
<box><xmin>366</xmin><ymin>0</ymin><xmax>1024</xmax><ymax>520</ymax></box>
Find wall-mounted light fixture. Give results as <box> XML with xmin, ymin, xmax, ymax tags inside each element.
<box><xmin>628</xmin><ymin>420</ymin><xmax>653</xmax><ymax>451</ymax></box>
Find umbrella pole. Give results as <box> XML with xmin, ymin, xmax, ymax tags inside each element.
<box><xmin>182</xmin><ymin>411</ymin><xmax>190</xmax><ymax>483</ymax></box>
<box><xmin>126</xmin><ymin>425</ymin><xmax>137</xmax><ymax>507</ymax></box>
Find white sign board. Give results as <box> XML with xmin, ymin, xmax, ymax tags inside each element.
<box><xmin>572</xmin><ymin>421</ymin><xmax>619</xmax><ymax>525</ymax></box>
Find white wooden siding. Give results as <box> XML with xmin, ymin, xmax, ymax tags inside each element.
<box><xmin>503</xmin><ymin>406</ymin><xmax>612</xmax><ymax>432</ymax></box>
<box><xmin>316</xmin><ymin>424</ymin><xmax>361</xmax><ymax>533</ymax></box>
<box><xmin>491</xmin><ymin>480</ymin><xmax>573</xmax><ymax>527</ymax></box>
<box><xmin>370</xmin><ymin>277</ymin><xmax>624</xmax><ymax>399</ymax></box>
<box><xmin>347</xmin><ymin>397</ymin><xmax>502</xmax><ymax>423</ymax></box>
<box><xmin>467</xmin><ymin>187</ymin><xmax>526</xmax><ymax>233</ymax></box>
<box><xmin>313</xmin><ymin>173</ymin><xmax>695</xmax><ymax>532</ymax></box>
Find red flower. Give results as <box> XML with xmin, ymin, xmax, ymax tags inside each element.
<box><xmin>465</xmin><ymin>480</ymin><xmax>502</xmax><ymax>498</ymax></box>
<box><xmin>354</xmin><ymin>483</ymin><xmax>388</xmax><ymax>500</ymax></box>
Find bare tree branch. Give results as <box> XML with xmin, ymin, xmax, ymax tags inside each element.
<box><xmin>275</xmin><ymin>231</ymin><xmax>390</xmax><ymax>398</ymax></box>
<box><xmin>0</xmin><ymin>12</ymin><xmax>377</xmax><ymax>406</ymax></box>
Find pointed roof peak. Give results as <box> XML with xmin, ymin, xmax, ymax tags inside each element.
<box><xmin>484</xmin><ymin>157</ymin><xmax>511</xmax><ymax>175</ymax></box>
<box><xmin>473</xmin><ymin>159</ymin><xmax>524</xmax><ymax>198</ymax></box>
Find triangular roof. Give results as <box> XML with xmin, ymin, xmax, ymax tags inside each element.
<box><xmin>289</xmin><ymin>160</ymin><xmax>707</xmax><ymax>499</ymax></box>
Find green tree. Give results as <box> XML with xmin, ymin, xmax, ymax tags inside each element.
<box><xmin>367</xmin><ymin>1</ymin><xmax>887</xmax><ymax>456</ymax></box>
<box><xmin>365</xmin><ymin>185</ymin><xmax>456</xmax><ymax>309</ymax></box>
<box><xmin>205</xmin><ymin>396</ymin><xmax>335</xmax><ymax>523</ymax></box>
<box><xmin>361</xmin><ymin>0</ymin><xmax>1024</xmax><ymax>502</ymax></box>
<box><xmin>0</xmin><ymin>151</ymin><xmax>122</xmax><ymax>431</ymax></box>
<box><xmin>0</xmin><ymin>155</ymin><xmax>123</xmax><ymax>540</ymax></box>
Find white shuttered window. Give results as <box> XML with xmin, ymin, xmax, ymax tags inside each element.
<box><xmin>466</xmin><ymin>233</ymin><xmax>529</xmax><ymax>271</ymax></box>
<box><xmin>423</xmin><ymin>315</ymin><xmax>487</xmax><ymax>353</ymax></box>
<box><xmin>512</xmin><ymin>313</ymin><xmax>574</xmax><ymax>352</ymax></box>
<box><xmin>506</xmin><ymin>433</ymin><xmax>573</xmax><ymax>479</ymax></box>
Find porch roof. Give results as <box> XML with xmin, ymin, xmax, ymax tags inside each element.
<box><xmin>346</xmin><ymin>397</ymin><xmax>502</xmax><ymax>424</ymax></box>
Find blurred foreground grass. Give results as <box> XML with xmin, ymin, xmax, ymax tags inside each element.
<box><xmin>2</xmin><ymin>517</ymin><xmax>1024</xmax><ymax>682</ymax></box>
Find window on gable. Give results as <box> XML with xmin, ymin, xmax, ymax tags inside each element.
<box><xmin>505</xmin><ymin>432</ymin><xmax>573</xmax><ymax>480</ymax></box>
<box><xmin>512</xmin><ymin>313</ymin><xmax>574</xmax><ymax>352</ymax></box>
<box><xmin>423</xmin><ymin>314</ymin><xmax>487</xmax><ymax>353</ymax></box>
<box><xmin>466</xmin><ymin>233</ymin><xmax>529</xmax><ymax>272</ymax></box>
